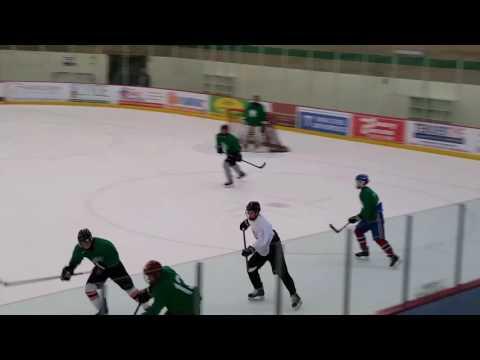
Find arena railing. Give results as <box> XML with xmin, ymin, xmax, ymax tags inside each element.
<box><xmin>0</xmin><ymin>198</ymin><xmax>478</xmax><ymax>315</ymax></box>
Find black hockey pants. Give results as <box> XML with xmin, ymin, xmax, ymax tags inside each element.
<box><xmin>247</xmin><ymin>231</ymin><xmax>297</xmax><ymax>296</ymax></box>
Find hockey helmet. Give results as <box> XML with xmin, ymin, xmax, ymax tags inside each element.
<box><xmin>246</xmin><ymin>201</ymin><xmax>261</xmax><ymax>213</ymax></box>
<box><xmin>143</xmin><ymin>260</ymin><xmax>163</xmax><ymax>284</ymax></box>
<box><xmin>355</xmin><ymin>174</ymin><xmax>369</xmax><ymax>186</ymax></box>
<box><xmin>246</xmin><ymin>201</ymin><xmax>261</xmax><ymax>220</ymax></box>
<box><xmin>78</xmin><ymin>228</ymin><xmax>93</xmax><ymax>243</ymax></box>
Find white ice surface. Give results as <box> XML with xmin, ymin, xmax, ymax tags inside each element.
<box><xmin>0</xmin><ymin>105</ymin><xmax>479</xmax><ymax>314</ymax></box>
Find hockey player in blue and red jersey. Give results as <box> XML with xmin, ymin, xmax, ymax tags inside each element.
<box><xmin>348</xmin><ymin>174</ymin><xmax>400</xmax><ymax>268</ymax></box>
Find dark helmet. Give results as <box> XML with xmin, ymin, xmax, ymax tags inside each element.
<box><xmin>221</xmin><ymin>124</ymin><xmax>229</xmax><ymax>132</ymax></box>
<box><xmin>246</xmin><ymin>201</ymin><xmax>261</xmax><ymax>213</ymax></box>
<box><xmin>78</xmin><ymin>228</ymin><xmax>93</xmax><ymax>243</ymax></box>
<box><xmin>355</xmin><ymin>174</ymin><xmax>369</xmax><ymax>185</ymax></box>
<box><xmin>143</xmin><ymin>260</ymin><xmax>163</xmax><ymax>284</ymax></box>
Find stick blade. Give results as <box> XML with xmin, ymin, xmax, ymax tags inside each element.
<box><xmin>260</xmin><ymin>162</ymin><xmax>266</xmax><ymax>169</ymax></box>
<box><xmin>329</xmin><ymin>224</ymin><xmax>340</xmax><ymax>233</ymax></box>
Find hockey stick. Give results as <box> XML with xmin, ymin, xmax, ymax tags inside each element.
<box><xmin>329</xmin><ymin>222</ymin><xmax>349</xmax><ymax>234</ymax></box>
<box><xmin>0</xmin><ymin>271</ymin><xmax>90</xmax><ymax>287</ymax></box>
<box><xmin>242</xmin><ymin>230</ymin><xmax>249</xmax><ymax>270</ymax></box>
<box><xmin>242</xmin><ymin>160</ymin><xmax>266</xmax><ymax>169</ymax></box>
<box><xmin>134</xmin><ymin>303</ymin><xmax>141</xmax><ymax>315</ymax></box>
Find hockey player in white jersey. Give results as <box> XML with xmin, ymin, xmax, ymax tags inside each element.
<box><xmin>240</xmin><ymin>201</ymin><xmax>302</xmax><ymax>310</ymax></box>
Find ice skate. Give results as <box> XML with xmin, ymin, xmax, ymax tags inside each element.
<box><xmin>96</xmin><ymin>300</ymin><xmax>109</xmax><ymax>315</ymax></box>
<box><xmin>355</xmin><ymin>250</ymin><xmax>370</xmax><ymax>259</ymax></box>
<box><xmin>248</xmin><ymin>288</ymin><xmax>265</xmax><ymax>301</ymax></box>
<box><xmin>291</xmin><ymin>294</ymin><xmax>302</xmax><ymax>310</ymax></box>
<box><xmin>389</xmin><ymin>254</ymin><xmax>400</xmax><ymax>268</ymax></box>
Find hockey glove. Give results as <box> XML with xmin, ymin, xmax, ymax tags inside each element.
<box><xmin>61</xmin><ymin>266</ymin><xmax>73</xmax><ymax>281</ymax></box>
<box><xmin>137</xmin><ymin>288</ymin><xmax>152</xmax><ymax>304</ymax></box>
<box><xmin>217</xmin><ymin>146</ymin><xmax>223</xmax><ymax>154</ymax></box>
<box><xmin>240</xmin><ymin>219</ymin><xmax>250</xmax><ymax>231</ymax></box>
<box><xmin>242</xmin><ymin>246</ymin><xmax>255</xmax><ymax>257</ymax></box>
<box><xmin>348</xmin><ymin>216</ymin><xmax>361</xmax><ymax>224</ymax></box>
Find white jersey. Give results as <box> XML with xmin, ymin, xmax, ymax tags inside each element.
<box><xmin>249</xmin><ymin>214</ymin><xmax>274</xmax><ymax>257</ymax></box>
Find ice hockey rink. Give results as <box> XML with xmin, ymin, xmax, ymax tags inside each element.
<box><xmin>0</xmin><ymin>104</ymin><xmax>479</xmax><ymax>315</ymax></box>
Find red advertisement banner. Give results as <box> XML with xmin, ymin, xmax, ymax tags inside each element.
<box><xmin>352</xmin><ymin>114</ymin><xmax>405</xmax><ymax>143</ymax></box>
<box><xmin>270</xmin><ymin>102</ymin><xmax>296</xmax><ymax>127</ymax></box>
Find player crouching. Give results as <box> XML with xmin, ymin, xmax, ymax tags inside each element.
<box><xmin>349</xmin><ymin>175</ymin><xmax>400</xmax><ymax>267</ymax></box>
<box><xmin>136</xmin><ymin>260</ymin><xmax>201</xmax><ymax>315</ymax></box>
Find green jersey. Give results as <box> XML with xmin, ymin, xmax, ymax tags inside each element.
<box><xmin>68</xmin><ymin>237</ymin><xmax>120</xmax><ymax>270</ymax></box>
<box><xmin>143</xmin><ymin>266</ymin><xmax>199</xmax><ymax>315</ymax></box>
<box><xmin>216</xmin><ymin>133</ymin><xmax>241</xmax><ymax>154</ymax></box>
<box><xmin>358</xmin><ymin>187</ymin><xmax>381</xmax><ymax>222</ymax></box>
<box><xmin>244</xmin><ymin>102</ymin><xmax>266</xmax><ymax>126</ymax></box>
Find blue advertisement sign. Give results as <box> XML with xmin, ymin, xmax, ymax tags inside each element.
<box><xmin>298</xmin><ymin>107</ymin><xmax>351</xmax><ymax>135</ymax></box>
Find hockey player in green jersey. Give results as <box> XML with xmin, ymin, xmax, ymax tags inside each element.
<box><xmin>243</xmin><ymin>95</ymin><xmax>267</xmax><ymax>150</ymax></box>
<box><xmin>136</xmin><ymin>260</ymin><xmax>200</xmax><ymax>315</ymax></box>
<box><xmin>348</xmin><ymin>175</ymin><xmax>400</xmax><ymax>267</ymax></box>
<box><xmin>216</xmin><ymin>124</ymin><xmax>246</xmax><ymax>187</ymax></box>
<box><xmin>60</xmin><ymin>229</ymin><xmax>141</xmax><ymax>315</ymax></box>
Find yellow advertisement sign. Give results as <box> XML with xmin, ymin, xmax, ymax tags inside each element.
<box><xmin>209</xmin><ymin>96</ymin><xmax>247</xmax><ymax>115</ymax></box>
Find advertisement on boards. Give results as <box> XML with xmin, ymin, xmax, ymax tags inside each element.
<box><xmin>352</xmin><ymin>114</ymin><xmax>406</xmax><ymax>143</ymax></box>
<box><xmin>407</xmin><ymin>121</ymin><xmax>471</xmax><ymax>152</ymax></box>
<box><xmin>298</xmin><ymin>107</ymin><xmax>351</xmax><ymax>135</ymax></box>
<box><xmin>209</xmin><ymin>95</ymin><xmax>271</xmax><ymax>117</ymax></box>
<box><xmin>165</xmin><ymin>90</ymin><xmax>209</xmax><ymax>112</ymax></box>
<box><xmin>270</xmin><ymin>102</ymin><xmax>296</xmax><ymax>127</ymax></box>
<box><xmin>209</xmin><ymin>96</ymin><xmax>247</xmax><ymax>115</ymax></box>
<box><xmin>70</xmin><ymin>84</ymin><xmax>114</xmax><ymax>103</ymax></box>
<box><xmin>118</xmin><ymin>87</ymin><xmax>166</xmax><ymax>107</ymax></box>
<box><xmin>473</xmin><ymin>128</ymin><xmax>480</xmax><ymax>153</ymax></box>
<box><xmin>6</xmin><ymin>82</ymin><xmax>70</xmax><ymax>101</ymax></box>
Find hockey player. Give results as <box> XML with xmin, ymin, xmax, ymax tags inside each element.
<box><xmin>136</xmin><ymin>260</ymin><xmax>200</xmax><ymax>315</ymax></box>
<box><xmin>240</xmin><ymin>201</ymin><xmax>302</xmax><ymax>310</ymax></box>
<box><xmin>61</xmin><ymin>229</ymin><xmax>141</xmax><ymax>315</ymax></box>
<box><xmin>348</xmin><ymin>174</ymin><xmax>400</xmax><ymax>267</ymax></box>
<box><xmin>243</xmin><ymin>95</ymin><xmax>267</xmax><ymax>150</ymax></box>
<box><xmin>216</xmin><ymin>124</ymin><xmax>246</xmax><ymax>187</ymax></box>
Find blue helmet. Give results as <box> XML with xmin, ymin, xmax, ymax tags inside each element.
<box><xmin>355</xmin><ymin>174</ymin><xmax>369</xmax><ymax>184</ymax></box>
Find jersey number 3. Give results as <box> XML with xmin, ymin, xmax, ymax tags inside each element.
<box><xmin>174</xmin><ymin>275</ymin><xmax>193</xmax><ymax>295</ymax></box>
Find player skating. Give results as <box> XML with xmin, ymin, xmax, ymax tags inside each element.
<box><xmin>136</xmin><ymin>260</ymin><xmax>201</xmax><ymax>315</ymax></box>
<box><xmin>348</xmin><ymin>174</ymin><xmax>400</xmax><ymax>267</ymax></box>
<box><xmin>61</xmin><ymin>229</ymin><xmax>141</xmax><ymax>315</ymax></box>
<box><xmin>216</xmin><ymin>124</ymin><xmax>246</xmax><ymax>187</ymax></box>
<box><xmin>240</xmin><ymin>201</ymin><xmax>302</xmax><ymax>310</ymax></box>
